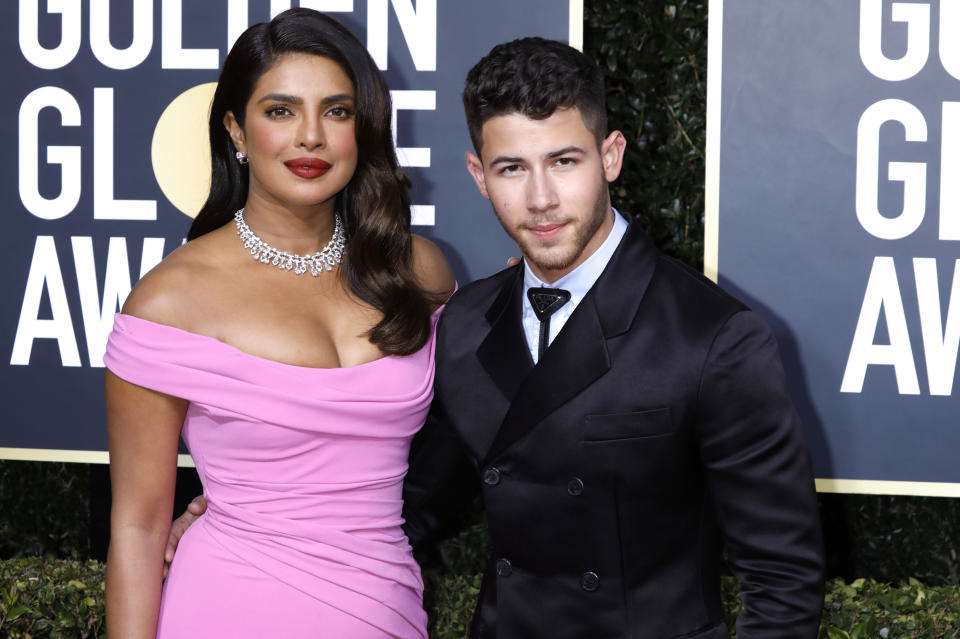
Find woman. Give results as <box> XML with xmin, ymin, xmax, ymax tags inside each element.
<box><xmin>104</xmin><ymin>9</ymin><xmax>453</xmax><ymax>638</ymax></box>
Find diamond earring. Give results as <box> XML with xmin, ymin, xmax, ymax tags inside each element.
<box><xmin>235</xmin><ymin>151</ymin><xmax>248</xmax><ymax>165</ymax></box>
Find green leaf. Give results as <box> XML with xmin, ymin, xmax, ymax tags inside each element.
<box><xmin>851</xmin><ymin>617</ymin><xmax>878</xmax><ymax>639</ymax></box>
<box><xmin>6</xmin><ymin>604</ymin><xmax>31</xmax><ymax>621</ymax></box>
<box><xmin>826</xmin><ymin>628</ymin><xmax>852</xmax><ymax>639</ymax></box>
<box><xmin>914</xmin><ymin>588</ymin><xmax>926</xmax><ymax>605</ymax></box>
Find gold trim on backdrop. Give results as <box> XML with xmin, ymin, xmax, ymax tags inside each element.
<box><xmin>569</xmin><ymin>0</ymin><xmax>584</xmax><ymax>51</ymax></box>
<box><xmin>816</xmin><ymin>478</ymin><xmax>960</xmax><ymax>497</ymax></box>
<box><xmin>703</xmin><ymin>0</ymin><xmax>723</xmax><ymax>283</ymax></box>
<box><xmin>0</xmin><ymin>448</ymin><xmax>195</xmax><ymax>468</ymax></box>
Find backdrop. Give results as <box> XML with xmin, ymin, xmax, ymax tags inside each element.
<box><xmin>707</xmin><ymin>0</ymin><xmax>960</xmax><ymax>495</ymax></box>
<box><xmin>1</xmin><ymin>0</ymin><xmax>582</xmax><ymax>462</ymax></box>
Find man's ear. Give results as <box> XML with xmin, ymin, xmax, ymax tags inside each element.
<box><xmin>223</xmin><ymin>111</ymin><xmax>246</xmax><ymax>156</ymax></box>
<box><xmin>465</xmin><ymin>151</ymin><xmax>490</xmax><ymax>199</ymax></box>
<box><xmin>600</xmin><ymin>130</ymin><xmax>627</xmax><ymax>183</ymax></box>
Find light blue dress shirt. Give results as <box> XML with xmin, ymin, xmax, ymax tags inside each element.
<box><xmin>522</xmin><ymin>209</ymin><xmax>628</xmax><ymax>364</ymax></box>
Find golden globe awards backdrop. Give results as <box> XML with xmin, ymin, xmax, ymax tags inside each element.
<box><xmin>2</xmin><ymin>1</ymin><xmax>583</xmax><ymax>463</ymax></box>
<box><xmin>707</xmin><ymin>0</ymin><xmax>960</xmax><ymax>495</ymax></box>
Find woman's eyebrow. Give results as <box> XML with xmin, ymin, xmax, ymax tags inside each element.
<box><xmin>257</xmin><ymin>93</ymin><xmax>302</xmax><ymax>104</ymax></box>
<box><xmin>321</xmin><ymin>93</ymin><xmax>355</xmax><ymax>104</ymax></box>
<box><xmin>256</xmin><ymin>93</ymin><xmax>354</xmax><ymax>105</ymax></box>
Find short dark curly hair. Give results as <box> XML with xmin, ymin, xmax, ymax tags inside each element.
<box><xmin>462</xmin><ymin>37</ymin><xmax>607</xmax><ymax>154</ymax></box>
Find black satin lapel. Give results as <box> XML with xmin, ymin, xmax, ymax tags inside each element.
<box><xmin>477</xmin><ymin>268</ymin><xmax>534</xmax><ymax>403</ymax></box>
<box><xmin>594</xmin><ymin>221</ymin><xmax>657</xmax><ymax>337</ymax></box>
<box><xmin>486</xmin><ymin>295</ymin><xmax>610</xmax><ymax>461</ymax></box>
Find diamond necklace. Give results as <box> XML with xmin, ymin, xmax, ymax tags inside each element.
<box><xmin>234</xmin><ymin>208</ymin><xmax>346</xmax><ymax>276</ymax></box>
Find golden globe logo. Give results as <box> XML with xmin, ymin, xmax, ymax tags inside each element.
<box><xmin>12</xmin><ymin>0</ymin><xmax>438</xmax><ymax>369</ymax></box>
<box><xmin>840</xmin><ymin>0</ymin><xmax>960</xmax><ymax>398</ymax></box>
<box><xmin>151</xmin><ymin>83</ymin><xmax>216</xmax><ymax>219</ymax></box>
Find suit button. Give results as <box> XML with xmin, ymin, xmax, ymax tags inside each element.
<box><xmin>496</xmin><ymin>558</ymin><xmax>513</xmax><ymax>577</ymax></box>
<box><xmin>567</xmin><ymin>478</ymin><xmax>584</xmax><ymax>496</ymax></box>
<box><xmin>580</xmin><ymin>571</ymin><xmax>600</xmax><ymax>592</ymax></box>
<box><xmin>483</xmin><ymin>467</ymin><xmax>501</xmax><ymax>486</ymax></box>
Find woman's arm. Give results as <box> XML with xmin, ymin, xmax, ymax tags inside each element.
<box><xmin>105</xmin><ymin>369</ymin><xmax>187</xmax><ymax>639</ymax></box>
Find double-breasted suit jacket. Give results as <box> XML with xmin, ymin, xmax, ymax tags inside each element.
<box><xmin>403</xmin><ymin>222</ymin><xmax>825</xmax><ymax>639</ymax></box>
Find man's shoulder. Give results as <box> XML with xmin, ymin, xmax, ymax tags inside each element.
<box><xmin>612</xmin><ymin>220</ymin><xmax>749</xmax><ymax>322</ymax></box>
<box><xmin>444</xmin><ymin>264</ymin><xmax>519</xmax><ymax>318</ymax></box>
<box><xmin>651</xmin><ymin>254</ymin><xmax>749</xmax><ymax>317</ymax></box>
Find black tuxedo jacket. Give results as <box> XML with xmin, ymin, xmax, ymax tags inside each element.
<box><xmin>404</xmin><ymin>223</ymin><xmax>825</xmax><ymax>639</ymax></box>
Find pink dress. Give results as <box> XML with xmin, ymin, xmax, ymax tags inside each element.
<box><xmin>104</xmin><ymin>311</ymin><xmax>441</xmax><ymax>638</ymax></box>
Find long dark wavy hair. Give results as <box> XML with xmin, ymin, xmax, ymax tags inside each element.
<box><xmin>189</xmin><ymin>8</ymin><xmax>434</xmax><ymax>355</ymax></box>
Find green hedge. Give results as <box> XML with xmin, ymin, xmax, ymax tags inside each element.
<box><xmin>3</xmin><ymin>557</ymin><xmax>958</xmax><ymax>639</ymax></box>
<box><xmin>0</xmin><ymin>558</ymin><xmax>104</xmax><ymax>639</ymax></box>
<box><xmin>0</xmin><ymin>462</ymin><xmax>88</xmax><ymax>559</ymax></box>
<box><xmin>586</xmin><ymin>0</ymin><xmax>707</xmax><ymax>268</ymax></box>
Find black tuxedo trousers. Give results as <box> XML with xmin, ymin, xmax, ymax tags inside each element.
<box><xmin>403</xmin><ymin>224</ymin><xmax>825</xmax><ymax>639</ymax></box>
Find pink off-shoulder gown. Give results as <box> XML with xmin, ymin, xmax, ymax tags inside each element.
<box><xmin>104</xmin><ymin>310</ymin><xmax>442</xmax><ymax>638</ymax></box>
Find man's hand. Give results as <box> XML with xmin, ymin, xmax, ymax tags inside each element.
<box><xmin>163</xmin><ymin>495</ymin><xmax>207</xmax><ymax>578</ymax></box>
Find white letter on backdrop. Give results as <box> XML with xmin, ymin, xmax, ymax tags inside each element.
<box><xmin>10</xmin><ymin>237</ymin><xmax>81</xmax><ymax>367</ymax></box>
<box><xmin>914</xmin><ymin>258</ymin><xmax>960</xmax><ymax>396</ymax></box>
<box><xmin>856</xmin><ymin>99</ymin><xmax>927</xmax><ymax>240</ymax></box>
<box><xmin>90</xmin><ymin>0</ymin><xmax>153</xmax><ymax>69</ymax></box>
<box><xmin>73</xmin><ymin>237</ymin><xmax>138</xmax><ymax>368</ymax></box>
<box><xmin>940</xmin><ymin>0</ymin><xmax>960</xmax><ymax>80</ymax></box>
<box><xmin>940</xmin><ymin>102</ymin><xmax>960</xmax><ymax>240</ymax></box>
<box><xmin>18</xmin><ymin>0</ymin><xmax>81</xmax><ymax>69</ymax></box>
<box><xmin>18</xmin><ymin>87</ymin><xmax>82</xmax><ymax>220</ymax></box>
<box><xmin>859</xmin><ymin>0</ymin><xmax>930</xmax><ymax>81</ymax></box>
<box><xmin>841</xmin><ymin>256</ymin><xmax>920</xmax><ymax>395</ymax></box>
<box><xmin>72</xmin><ymin>237</ymin><xmax>165</xmax><ymax>367</ymax></box>
<box><xmin>367</xmin><ymin>0</ymin><xmax>436</xmax><ymax>71</ymax></box>
<box><xmin>390</xmin><ymin>90</ymin><xmax>436</xmax><ymax>225</ymax></box>
<box><xmin>93</xmin><ymin>88</ymin><xmax>157</xmax><ymax>220</ymax></box>
<box><xmin>269</xmin><ymin>0</ymin><xmax>291</xmax><ymax>16</ymax></box>
<box><xmin>227</xmin><ymin>0</ymin><xmax>249</xmax><ymax>51</ymax></box>
<box><xmin>162</xmin><ymin>0</ymin><xmax>219</xmax><ymax>69</ymax></box>
<box><xmin>300</xmin><ymin>1</ymin><xmax>354</xmax><ymax>10</ymax></box>
<box><xmin>139</xmin><ymin>238</ymin><xmax>167</xmax><ymax>277</ymax></box>
<box><xmin>228</xmin><ymin>1</ymin><xmax>354</xmax><ymax>50</ymax></box>
<box><xmin>391</xmin><ymin>90</ymin><xmax>435</xmax><ymax>168</ymax></box>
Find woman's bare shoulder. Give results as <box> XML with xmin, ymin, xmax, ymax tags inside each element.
<box><xmin>121</xmin><ymin>232</ymin><xmax>227</xmax><ymax>328</ymax></box>
<box><xmin>411</xmin><ymin>235</ymin><xmax>455</xmax><ymax>301</ymax></box>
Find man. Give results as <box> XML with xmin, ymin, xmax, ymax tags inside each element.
<box><xmin>402</xmin><ymin>37</ymin><xmax>824</xmax><ymax>638</ymax></box>
<box><xmin>169</xmin><ymin>37</ymin><xmax>824</xmax><ymax>638</ymax></box>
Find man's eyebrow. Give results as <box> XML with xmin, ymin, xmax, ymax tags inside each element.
<box><xmin>490</xmin><ymin>155</ymin><xmax>525</xmax><ymax>166</ymax></box>
<box><xmin>546</xmin><ymin>145</ymin><xmax>586</xmax><ymax>159</ymax></box>
<box><xmin>489</xmin><ymin>146</ymin><xmax>586</xmax><ymax>166</ymax></box>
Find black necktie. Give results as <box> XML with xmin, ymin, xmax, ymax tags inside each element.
<box><xmin>527</xmin><ymin>287</ymin><xmax>571</xmax><ymax>360</ymax></box>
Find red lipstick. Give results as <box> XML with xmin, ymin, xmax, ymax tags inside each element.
<box><xmin>284</xmin><ymin>157</ymin><xmax>332</xmax><ymax>179</ymax></box>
